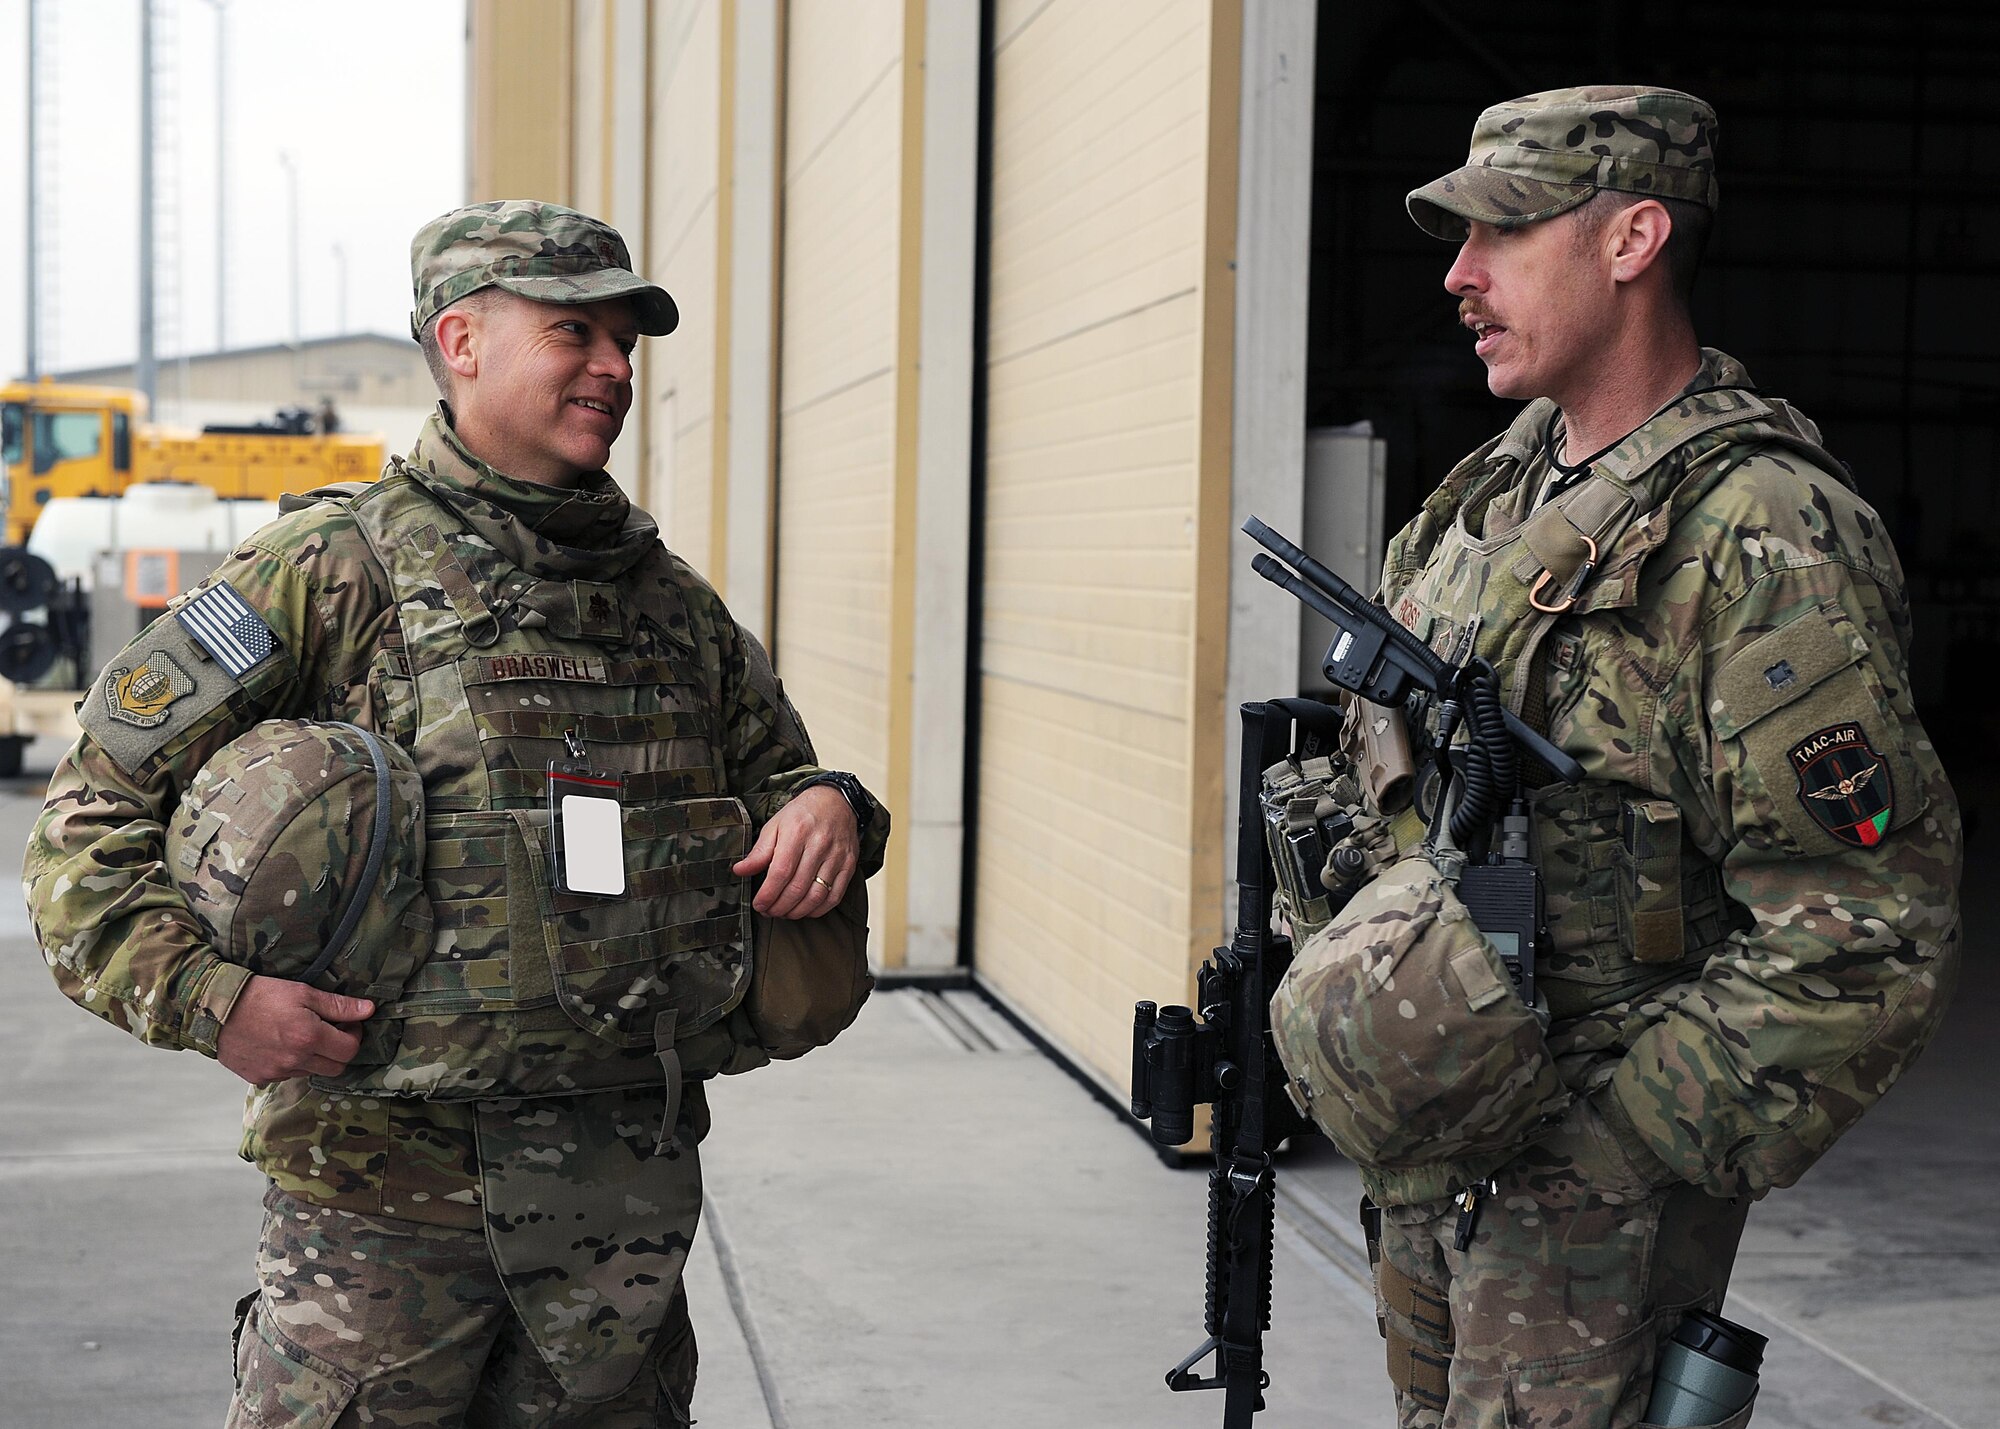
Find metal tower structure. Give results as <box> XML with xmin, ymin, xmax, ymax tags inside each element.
<box><xmin>198</xmin><ymin>0</ymin><xmax>229</xmax><ymax>353</ymax></box>
<box><xmin>153</xmin><ymin>0</ymin><xmax>190</xmax><ymax>414</ymax></box>
<box><xmin>25</xmin><ymin>0</ymin><xmax>63</xmax><ymax>380</ymax></box>
<box><xmin>137</xmin><ymin>0</ymin><xmax>157</xmax><ymax>408</ymax></box>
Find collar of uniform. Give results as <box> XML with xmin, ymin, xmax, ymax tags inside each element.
<box><xmin>402</xmin><ymin>407</ymin><xmax>659</xmax><ymax>581</ymax></box>
<box><xmin>1544</xmin><ymin>348</ymin><xmax>1757</xmax><ymax>487</ymax></box>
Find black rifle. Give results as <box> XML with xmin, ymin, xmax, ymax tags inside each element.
<box><xmin>1130</xmin><ymin>696</ymin><xmax>1330</xmax><ymax>1426</ymax></box>
<box><xmin>1130</xmin><ymin>519</ymin><xmax>1582</xmax><ymax>1427</ymax></box>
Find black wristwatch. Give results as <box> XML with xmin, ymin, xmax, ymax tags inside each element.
<box><xmin>795</xmin><ymin>770</ymin><xmax>874</xmax><ymax>835</ymax></box>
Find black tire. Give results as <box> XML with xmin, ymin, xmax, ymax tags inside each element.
<box><xmin>0</xmin><ymin>737</ymin><xmax>26</xmax><ymax>780</ymax></box>
<box><xmin>0</xmin><ymin>623</ymin><xmax>57</xmax><ymax>684</ymax></box>
<box><xmin>0</xmin><ymin>548</ymin><xmax>58</xmax><ymax>614</ymax></box>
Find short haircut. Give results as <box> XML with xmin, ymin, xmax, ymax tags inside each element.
<box><xmin>1570</xmin><ymin>190</ymin><xmax>1712</xmax><ymax>308</ymax></box>
<box><xmin>418</xmin><ymin>287</ymin><xmax>499</xmax><ymax>398</ymax></box>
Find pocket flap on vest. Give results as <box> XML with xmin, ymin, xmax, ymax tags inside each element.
<box><xmin>1709</xmin><ymin>608</ymin><xmax>1860</xmax><ymax>739</ymax></box>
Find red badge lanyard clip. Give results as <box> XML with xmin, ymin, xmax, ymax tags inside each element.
<box><xmin>548</xmin><ymin>727</ymin><xmax>626</xmax><ymax>896</ymax></box>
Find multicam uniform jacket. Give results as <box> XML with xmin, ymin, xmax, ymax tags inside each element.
<box><xmin>1368</xmin><ymin>349</ymin><xmax>1961</xmax><ymax>1208</ymax></box>
<box><xmin>26</xmin><ymin>410</ymin><xmax>887</xmax><ymax>1228</ymax></box>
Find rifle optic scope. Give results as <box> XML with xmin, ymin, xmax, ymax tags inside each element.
<box><xmin>1131</xmin><ymin>1000</ymin><xmax>1210</xmax><ymax>1147</ymax></box>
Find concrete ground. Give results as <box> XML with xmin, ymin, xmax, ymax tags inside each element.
<box><xmin>1</xmin><ymin>732</ymin><xmax>1992</xmax><ymax>1427</ymax></box>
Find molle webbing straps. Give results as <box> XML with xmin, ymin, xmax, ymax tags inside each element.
<box><xmin>173</xmin><ymin>807</ymin><xmax>228</xmax><ymax>871</ymax></box>
<box><xmin>1389</xmin><ymin>803</ymin><xmax>1428</xmax><ymax>858</ymax></box>
<box><xmin>418</xmin><ymin>524</ymin><xmax>501</xmax><ymax>647</ymax></box>
<box><xmin>1378</xmin><ymin>1256</ymin><xmax>1453</xmax><ymax>1410</ymax></box>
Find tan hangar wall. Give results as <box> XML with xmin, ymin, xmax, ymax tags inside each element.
<box><xmin>640</xmin><ymin>2</ymin><xmax>726</xmax><ymax>560</ymax></box>
<box><xmin>972</xmin><ymin>0</ymin><xmax>1240</xmax><ymax>1091</ymax></box>
<box><xmin>769</xmin><ymin>0</ymin><xmax>913</xmax><ymax>952</ymax></box>
<box><xmin>467</xmin><ymin>0</ymin><xmax>574</xmax><ymax>208</ymax></box>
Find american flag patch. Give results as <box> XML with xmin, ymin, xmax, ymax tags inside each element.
<box><xmin>175</xmin><ymin>581</ymin><xmax>279</xmax><ymax>678</ymax></box>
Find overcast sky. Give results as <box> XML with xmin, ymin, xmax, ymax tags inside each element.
<box><xmin>0</xmin><ymin>0</ymin><xmax>468</xmax><ymax>378</ymax></box>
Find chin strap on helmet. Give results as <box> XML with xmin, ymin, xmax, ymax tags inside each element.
<box><xmin>301</xmin><ymin>722</ymin><xmax>395</xmax><ymax>983</ymax></box>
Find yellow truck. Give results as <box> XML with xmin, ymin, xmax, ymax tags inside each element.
<box><xmin>1</xmin><ymin>380</ymin><xmax>382</xmax><ymax>545</ymax></box>
<box><xmin>0</xmin><ymin>380</ymin><xmax>385</xmax><ymax>777</ymax></box>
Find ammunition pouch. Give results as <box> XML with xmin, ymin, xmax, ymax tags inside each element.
<box><xmin>1261</xmin><ymin>754</ymin><xmax>1355</xmax><ymax>944</ymax></box>
<box><xmin>1259</xmin><ymin>754</ymin><xmax>1406</xmax><ymax>948</ymax></box>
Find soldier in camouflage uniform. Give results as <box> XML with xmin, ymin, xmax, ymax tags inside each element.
<box><xmin>1316</xmin><ymin>87</ymin><xmax>1961</xmax><ymax>1427</ymax></box>
<box><xmin>25</xmin><ymin>200</ymin><xmax>888</xmax><ymax>1427</ymax></box>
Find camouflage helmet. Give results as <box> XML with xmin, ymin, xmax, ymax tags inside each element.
<box><xmin>1270</xmin><ymin>853</ymin><xmax>1571</xmax><ymax>1172</ymax></box>
<box><xmin>1407</xmin><ymin>84</ymin><xmax>1719</xmax><ymax>241</ymax></box>
<box><xmin>166</xmin><ymin>720</ymin><xmax>429</xmax><ymax>1000</ymax></box>
<box><xmin>409</xmin><ymin>199</ymin><xmax>679</xmax><ymax>339</ymax></box>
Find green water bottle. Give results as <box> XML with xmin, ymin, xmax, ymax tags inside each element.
<box><xmin>1642</xmin><ymin>1310</ymin><xmax>1765</xmax><ymax>1426</ymax></box>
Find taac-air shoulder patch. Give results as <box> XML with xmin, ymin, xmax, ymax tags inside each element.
<box><xmin>1790</xmin><ymin>721</ymin><xmax>1894</xmax><ymax>848</ymax></box>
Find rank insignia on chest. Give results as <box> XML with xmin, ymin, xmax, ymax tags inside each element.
<box><xmin>174</xmin><ymin>580</ymin><xmax>279</xmax><ymax>678</ymax></box>
<box><xmin>104</xmin><ymin>650</ymin><xmax>196</xmax><ymax>727</ymax></box>
<box><xmin>574</xmin><ymin>581</ymin><xmax>625</xmax><ymax>641</ymax></box>
<box><xmin>1789</xmin><ymin>721</ymin><xmax>1894</xmax><ymax>848</ymax></box>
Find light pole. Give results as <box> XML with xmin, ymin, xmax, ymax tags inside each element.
<box><xmin>198</xmin><ymin>0</ymin><xmax>228</xmax><ymax>353</ymax></box>
<box><xmin>25</xmin><ymin>0</ymin><xmax>40</xmax><ymax>381</ymax></box>
<box><xmin>137</xmin><ymin>0</ymin><xmax>158</xmax><ymax>407</ymax></box>
<box><xmin>278</xmin><ymin>149</ymin><xmax>299</xmax><ymax>349</ymax></box>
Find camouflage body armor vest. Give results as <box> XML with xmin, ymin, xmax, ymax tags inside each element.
<box><xmin>1366</xmin><ymin>379</ymin><xmax>1849</xmax><ymax>1204</ymax></box>
<box><xmin>323</xmin><ymin>464</ymin><xmax>752</xmax><ymax>1102</ymax></box>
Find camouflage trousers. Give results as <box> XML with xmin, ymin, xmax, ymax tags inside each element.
<box><xmin>1370</xmin><ymin>1101</ymin><xmax>1753</xmax><ymax>1429</ymax></box>
<box><xmin>226</xmin><ymin>1187</ymin><xmax>698</xmax><ymax>1428</ymax></box>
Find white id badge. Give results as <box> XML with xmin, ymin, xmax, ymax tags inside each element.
<box><xmin>548</xmin><ymin>766</ymin><xmax>626</xmax><ymax>896</ymax></box>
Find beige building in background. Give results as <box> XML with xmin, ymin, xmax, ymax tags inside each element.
<box><xmin>467</xmin><ymin>0</ymin><xmax>1319</xmax><ymax>1107</ymax></box>
<box><xmin>54</xmin><ymin>333</ymin><xmax>437</xmax><ymax>464</ymax></box>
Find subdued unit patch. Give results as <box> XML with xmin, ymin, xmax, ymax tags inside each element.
<box><xmin>104</xmin><ymin>650</ymin><xmax>196</xmax><ymax>728</ymax></box>
<box><xmin>81</xmin><ymin>619</ymin><xmax>263</xmax><ymax>776</ymax></box>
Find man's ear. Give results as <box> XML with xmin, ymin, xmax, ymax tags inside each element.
<box><xmin>1608</xmin><ymin>199</ymin><xmax>1674</xmax><ymax>286</ymax></box>
<box><xmin>435</xmin><ymin>307</ymin><xmax>480</xmax><ymax>383</ymax></box>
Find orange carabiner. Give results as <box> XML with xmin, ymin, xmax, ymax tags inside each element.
<box><xmin>1528</xmin><ymin>535</ymin><xmax>1598</xmax><ymax>614</ymax></box>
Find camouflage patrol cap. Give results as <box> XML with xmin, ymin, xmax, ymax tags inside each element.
<box><xmin>409</xmin><ymin>199</ymin><xmax>679</xmax><ymax>340</ymax></box>
<box><xmin>167</xmin><ymin>720</ymin><xmax>431</xmax><ymax>1001</ymax></box>
<box><xmin>1408</xmin><ymin>85</ymin><xmax>1719</xmax><ymax>241</ymax></box>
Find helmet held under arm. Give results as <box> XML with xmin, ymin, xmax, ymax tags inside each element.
<box><xmin>166</xmin><ymin>719</ymin><xmax>430</xmax><ymax>1002</ymax></box>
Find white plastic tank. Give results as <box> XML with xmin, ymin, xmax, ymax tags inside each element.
<box><xmin>27</xmin><ymin>482</ymin><xmax>283</xmax><ymax>587</ymax></box>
